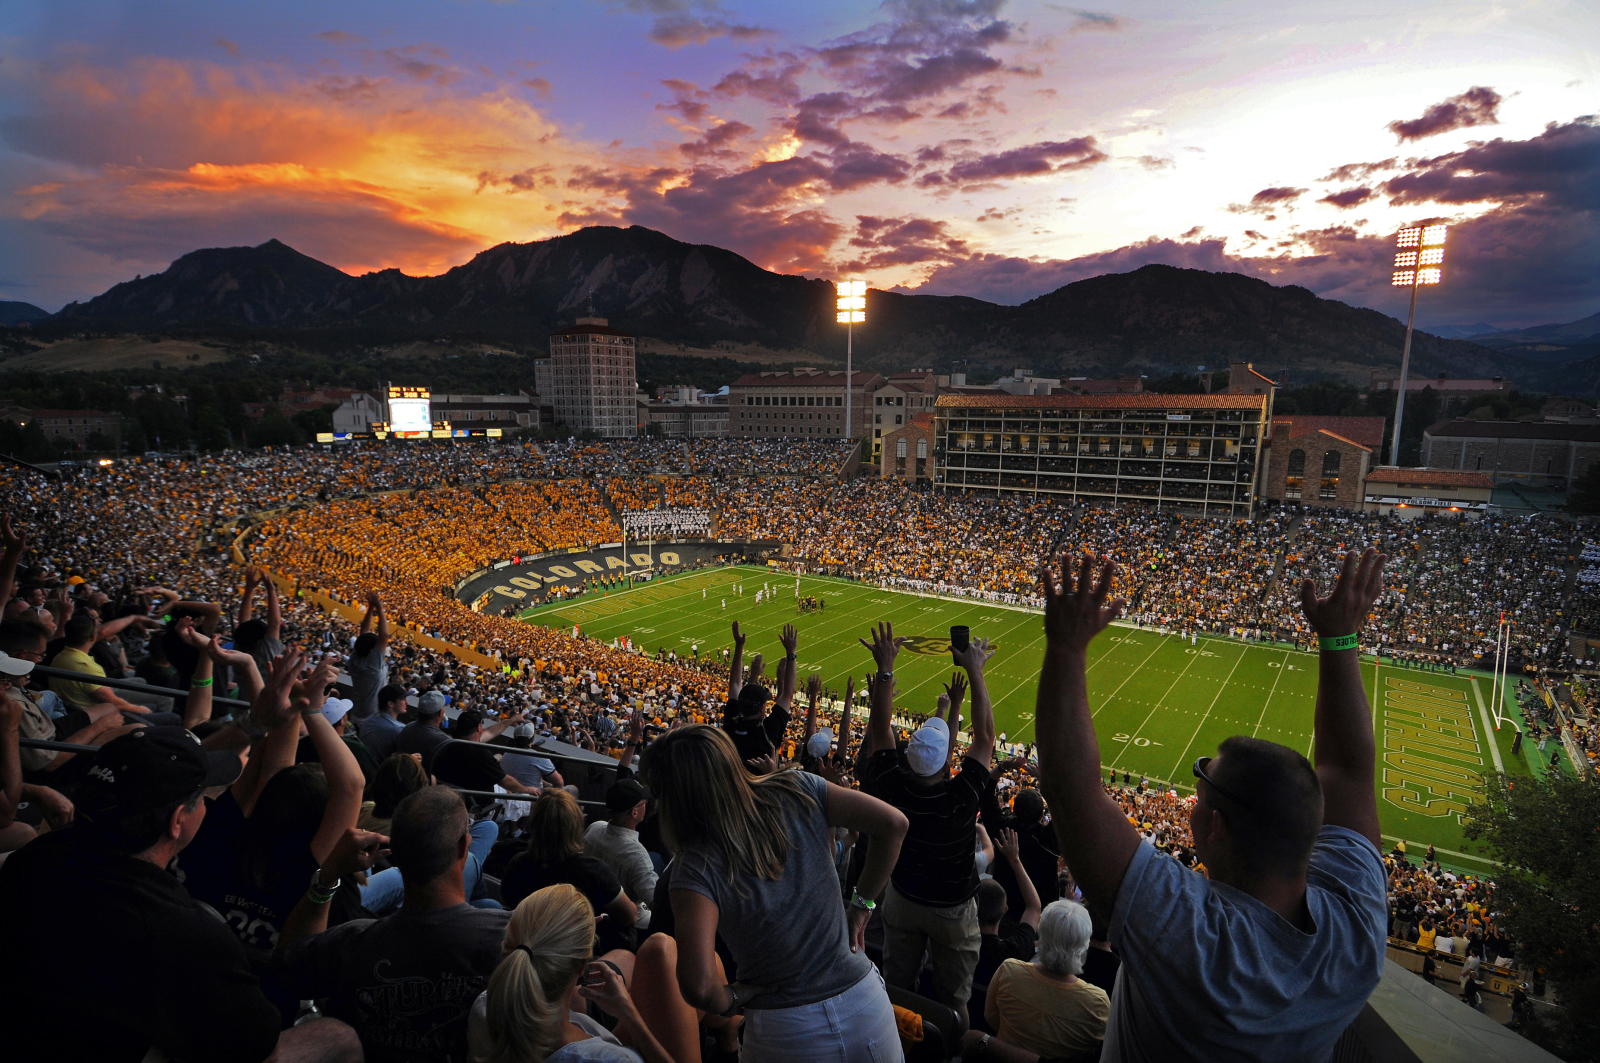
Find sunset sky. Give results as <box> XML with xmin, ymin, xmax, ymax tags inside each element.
<box><xmin>3</xmin><ymin>0</ymin><xmax>1596</xmax><ymax>328</ymax></box>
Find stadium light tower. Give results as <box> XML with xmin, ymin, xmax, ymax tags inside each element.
<box><xmin>837</xmin><ymin>280</ymin><xmax>866</xmax><ymax>439</ymax></box>
<box><xmin>1387</xmin><ymin>224</ymin><xmax>1447</xmax><ymax>465</ymax></box>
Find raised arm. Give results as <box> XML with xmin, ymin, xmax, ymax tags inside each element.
<box><xmin>943</xmin><ymin>671</ymin><xmax>969</xmax><ymax>767</ymax></box>
<box><xmin>838</xmin><ymin>674</ymin><xmax>855</xmax><ymax>769</ymax></box>
<box><xmin>0</xmin><ymin>513</ymin><xmax>26</xmax><ymax>604</ymax></box>
<box><xmin>617</xmin><ymin>709</ymin><xmax>644</xmax><ymax>773</ymax></box>
<box><xmin>173</xmin><ymin>618</ymin><xmax>214</xmax><ymax>729</ymax></box>
<box><xmin>859</xmin><ymin>622</ymin><xmax>905</xmax><ymax>759</ymax></box>
<box><xmin>1299</xmin><ymin>547</ymin><xmax>1387</xmax><ymax>849</ymax></box>
<box><xmin>803</xmin><ymin>674</ymin><xmax>821</xmax><ymax>744</ymax></box>
<box><xmin>955</xmin><ymin>637</ymin><xmax>996</xmax><ymax>768</ymax></box>
<box><xmin>727</xmin><ymin>620</ymin><xmax>746</xmax><ymax>701</ymax></box>
<box><xmin>264</xmin><ymin>574</ymin><xmax>282</xmax><ymax>642</ymax></box>
<box><xmin>1034</xmin><ymin>555</ymin><xmax>1140</xmax><ymax>923</ymax></box>
<box><xmin>238</xmin><ymin>566</ymin><xmax>261</xmax><ymax>628</ymax></box>
<box><xmin>776</xmin><ymin>623</ymin><xmax>798</xmax><ymax>711</ymax></box>
<box><xmin>995</xmin><ymin>827</ymin><xmax>1043</xmax><ymax>929</ymax></box>
<box><xmin>296</xmin><ymin>655</ymin><xmax>365</xmax><ymax>865</ymax></box>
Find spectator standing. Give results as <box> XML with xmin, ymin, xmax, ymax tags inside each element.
<box><xmin>648</xmin><ymin>722</ymin><xmax>909</xmax><ymax>1063</ymax></box>
<box><xmin>1032</xmin><ymin>551</ymin><xmax>1390</xmax><ymax>1061</ymax></box>
<box><xmin>234</xmin><ymin>566</ymin><xmax>284</xmax><ymax>681</ymax></box>
<box><xmin>0</xmin><ymin>727</ymin><xmax>360</xmax><ymax>1062</ymax></box>
<box><xmin>275</xmin><ymin>787</ymin><xmax>511</xmax><ymax>1063</ymax></box>
<box><xmin>859</xmin><ymin>621</ymin><xmax>997</xmax><ymax>1020</ymax></box>
<box><xmin>347</xmin><ymin>590</ymin><xmax>390</xmax><ymax>721</ymax></box>
<box><xmin>357</xmin><ymin>682</ymin><xmax>409</xmax><ymax>762</ymax></box>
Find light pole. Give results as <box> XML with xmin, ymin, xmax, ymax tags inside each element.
<box><xmin>1387</xmin><ymin>224</ymin><xmax>1447</xmax><ymax>466</ymax></box>
<box><xmin>837</xmin><ymin>280</ymin><xmax>866</xmax><ymax>442</ymax></box>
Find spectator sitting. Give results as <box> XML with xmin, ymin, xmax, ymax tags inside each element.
<box><xmin>274</xmin><ymin>786</ymin><xmax>511</xmax><ymax>1063</ymax></box>
<box><xmin>1079</xmin><ymin>913</ymin><xmax>1121</xmax><ymax>997</ymax></box>
<box><xmin>470</xmin><ymin>884</ymin><xmax>700</xmax><ymax>1063</ymax></box>
<box><xmin>984</xmin><ymin>900</ymin><xmax>1109</xmax><ymax>1059</ymax></box>
<box><xmin>360</xmin><ymin>752</ymin><xmax>430</xmax><ymax>835</ymax></box>
<box><xmin>432</xmin><ymin>709</ymin><xmax>535</xmax><ymax>812</ymax></box>
<box><xmin>494</xmin><ymin>721</ymin><xmax>563</xmax><ymax>791</ymax></box>
<box><xmin>585</xmin><ymin>776</ymin><xmax>659</xmax><ymax>914</ymax></box>
<box><xmin>49</xmin><ymin>612</ymin><xmax>175</xmax><ymax>721</ymax></box>
<box><xmin>0</xmin><ymin>726</ymin><xmax>361</xmax><ymax>1062</ymax></box>
<box><xmin>501</xmin><ymin>788</ymin><xmax>638</xmax><ymax>953</ymax></box>
<box><xmin>357</xmin><ymin>682</ymin><xmax>409</xmax><ymax>762</ymax></box>
<box><xmin>2</xmin><ymin>620</ymin><xmax>128</xmax><ymax>785</ymax></box>
<box><xmin>296</xmin><ymin>697</ymin><xmax>380</xmax><ymax>786</ymax></box>
<box><xmin>646</xmin><ymin>722</ymin><xmax>909</xmax><ymax>1062</ymax></box>
<box><xmin>397</xmin><ymin>689</ymin><xmax>451</xmax><ymax>769</ymax></box>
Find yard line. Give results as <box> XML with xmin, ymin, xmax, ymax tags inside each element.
<box><xmin>1005</xmin><ymin>631</ymin><xmax>1148</xmax><ymax>744</ymax></box>
<box><xmin>1249</xmin><ymin>647</ymin><xmax>1293</xmax><ymax>738</ymax></box>
<box><xmin>1091</xmin><ymin>635</ymin><xmax>1170</xmax><ymax>720</ymax></box>
<box><xmin>1107</xmin><ymin>641</ymin><xmax>1204</xmax><ymax>770</ymax></box>
<box><xmin>1165</xmin><ymin>640</ymin><xmax>1251</xmax><ymax>781</ymax></box>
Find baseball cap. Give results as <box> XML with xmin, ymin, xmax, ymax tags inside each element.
<box><xmin>806</xmin><ymin>727</ymin><xmax>835</xmax><ymax>759</ymax></box>
<box><xmin>321</xmin><ymin>698</ymin><xmax>354</xmax><ymax>726</ymax></box>
<box><xmin>0</xmin><ymin>650</ymin><xmax>34</xmax><ymax>677</ymax></box>
<box><xmin>417</xmin><ymin>690</ymin><xmax>447</xmax><ymax>717</ymax></box>
<box><xmin>77</xmin><ymin>727</ymin><xmax>242</xmax><ymax>821</ymax></box>
<box><xmin>512</xmin><ymin>722</ymin><xmax>536</xmax><ymax>739</ymax></box>
<box><xmin>905</xmin><ymin>717</ymin><xmax>949</xmax><ymax>777</ymax></box>
<box><xmin>605</xmin><ymin>776</ymin><xmax>652</xmax><ymax>812</ymax></box>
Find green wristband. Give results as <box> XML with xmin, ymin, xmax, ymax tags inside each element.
<box><xmin>1318</xmin><ymin>633</ymin><xmax>1359</xmax><ymax>652</ymax></box>
<box><xmin>190</xmin><ymin>676</ymin><xmax>214</xmax><ymax>688</ymax></box>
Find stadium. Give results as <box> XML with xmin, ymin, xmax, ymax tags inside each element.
<box><xmin>4</xmin><ymin>432</ymin><xmax>1596</xmax><ymax>1059</ymax></box>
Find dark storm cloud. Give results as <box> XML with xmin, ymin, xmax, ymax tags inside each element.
<box><xmin>1387</xmin><ymin>86</ymin><xmax>1502</xmax><ymax>141</ymax></box>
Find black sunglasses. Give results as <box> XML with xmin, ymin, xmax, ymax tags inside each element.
<box><xmin>1193</xmin><ymin>756</ymin><xmax>1251</xmax><ymax>807</ymax></box>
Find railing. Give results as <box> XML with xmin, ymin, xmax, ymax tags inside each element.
<box><xmin>28</xmin><ymin>664</ymin><xmax>252</xmax><ymax>710</ymax></box>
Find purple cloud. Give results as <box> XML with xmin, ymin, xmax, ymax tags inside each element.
<box><xmin>1388</xmin><ymin>86</ymin><xmax>1502</xmax><ymax>142</ymax></box>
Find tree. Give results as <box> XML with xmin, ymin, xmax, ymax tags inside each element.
<box><xmin>1463</xmin><ymin>772</ymin><xmax>1600</xmax><ymax>1058</ymax></box>
<box><xmin>1569</xmin><ymin>462</ymin><xmax>1600</xmax><ymax>515</ymax></box>
<box><xmin>0</xmin><ymin>417</ymin><xmax>54</xmax><ymax>462</ymax></box>
<box><xmin>194</xmin><ymin>406</ymin><xmax>231</xmax><ymax>452</ymax></box>
<box><xmin>249</xmin><ymin>411</ymin><xmax>303</xmax><ymax>448</ymax></box>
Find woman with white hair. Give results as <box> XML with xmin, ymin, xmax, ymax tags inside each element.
<box><xmin>983</xmin><ymin>899</ymin><xmax>1109</xmax><ymax>1058</ymax></box>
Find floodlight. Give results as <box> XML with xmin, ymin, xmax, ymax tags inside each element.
<box><xmin>1396</xmin><ymin>228</ymin><xmax>1421</xmax><ymax>247</ymax></box>
<box><xmin>1418</xmin><ymin>248</ymin><xmax>1444</xmax><ymax>266</ymax></box>
<box><xmin>1394</xmin><ymin>252</ymin><xmax>1418</xmax><ymax>268</ymax></box>
<box><xmin>835</xmin><ymin>279</ymin><xmax>867</xmax><ymax>437</ymax></box>
<box><xmin>1392</xmin><ymin>270</ymin><xmax>1414</xmax><ymax>286</ymax></box>
<box><xmin>1421</xmin><ymin>225</ymin><xmax>1448</xmax><ymax>246</ymax></box>
<box><xmin>1417</xmin><ymin>268</ymin><xmax>1442</xmax><ymax>285</ymax></box>
<box><xmin>1385</xmin><ymin>223</ymin><xmax>1453</xmax><ymax>463</ymax></box>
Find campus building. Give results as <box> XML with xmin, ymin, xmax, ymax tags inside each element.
<box><xmin>1261</xmin><ymin>416</ymin><xmax>1386</xmax><ymax>509</ymax></box>
<box><xmin>1422</xmin><ymin>419</ymin><xmax>1600</xmax><ymax>488</ymax></box>
<box><xmin>728</xmin><ymin>368</ymin><xmax>884</xmax><ymax>440</ymax></box>
<box><xmin>548</xmin><ymin>317</ymin><xmax>637</xmax><ymax>438</ymax></box>
<box><xmin>1362</xmin><ymin>468</ymin><xmax>1496</xmax><ymax>517</ymax></box>
<box><xmin>933</xmin><ymin>392</ymin><xmax>1272</xmax><ymax>517</ymax></box>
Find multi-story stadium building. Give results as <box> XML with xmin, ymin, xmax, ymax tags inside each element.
<box><xmin>933</xmin><ymin>392</ymin><xmax>1271</xmax><ymax>517</ymax></box>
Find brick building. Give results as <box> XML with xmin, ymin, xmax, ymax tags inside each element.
<box><xmin>728</xmin><ymin>368</ymin><xmax>884</xmax><ymax>440</ymax></box>
<box><xmin>6</xmin><ymin>408</ymin><xmax>122</xmax><ymax>450</ymax></box>
<box><xmin>1422</xmin><ymin>420</ymin><xmax>1600</xmax><ymax>488</ymax></box>
<box><xmin>880</xmin><ymin>412</ymin><xmax>935</xmax><ymax>484</ymax></box>
<box><xmin>548</xmin><ymin>317</ymin><xmax>637</xmax><ymax>438</ymax></box>
<box><xmin>934</xmin><ymin>392</ymin><xmax>1270</xmax><ymax>517</ymax></box>
<box><xmin>431</xmin><ymin>392</ymin><xmax>539</xmax><ymax>433</ymax></box>
<box><xmin>1224</xmin><ymin>362</ymin><xmax>1279</xmax><ymax>395</ymax></box>
<box><xmin>1362</xmin><ymin>468</ymin><xmax>1495</xmax><ymax>517</ymax></box>
<box><xmin>637</xmin><ymin>397</ymin><xmax>729</xmax><ymax>438</ymax></box>
<box><xmin>1261</xmin><ymin>416</ymin><xmax>1386</xmax><ymax>508</ymax></box>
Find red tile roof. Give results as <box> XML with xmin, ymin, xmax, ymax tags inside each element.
<box><xmin>1315</xmin><ymin>429</ymin><xmax>1372</xmax><ymax>453</ymax></box>
<box><xmin>935</xmin><ymin>392</ymin><xmax>1268</xmax><ymax>411</ymax></box>
<box><xmin>1274</xmin><ymin>416</ymin><xmax>1386</xmax><ymax>449</ymax></box>
<box><xmin>1364</xmin><ymin>467</ymin><xmax>1495</xmax><ymax>489</ymax></box>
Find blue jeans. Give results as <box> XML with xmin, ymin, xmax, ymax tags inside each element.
<box><xmin>743</xmin><ymin>969</ymin><xmax>903</xmax><ymax>1063</ymax></box>
<box><xmin>361</xmin><ymin>818</ymin><xmax>499</xmax><ymax>914</ymax></box>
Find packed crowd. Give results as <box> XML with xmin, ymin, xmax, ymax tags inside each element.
<box><xmin>2</xmin><ymin>458</ymin><xmax>1419</xmax><ymax>1063</ymax></box>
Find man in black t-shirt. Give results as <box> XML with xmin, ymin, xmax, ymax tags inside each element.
<box><xmin>430</xmin><ymin>709</ymin><xmax>534</xmax><ymax>811</ymax></box>
<box><xmin>0</xmin><ymin>726</ymin><xmax>361</xmax><ymax>1063</ymax></box>
<box><xmin>859</xmin><ymin>621</ymin><xmax>997</xmax><ymax>1020</ymax></box>
<box><xmin>981</xmin><ymin>784</ymin><xmax>1062</xmax><ymax>922</ymax></box>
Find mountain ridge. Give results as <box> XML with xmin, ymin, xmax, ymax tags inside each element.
<box><xmin>42</xmin><ymin>226</ymin><xmax>1527</xmax><ymax>382</ymax></box>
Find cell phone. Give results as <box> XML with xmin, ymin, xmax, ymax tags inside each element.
<box><xmin>950</xmin><ymin>625</ymin><xmax>970</xmax><ymax>662</ymax></box>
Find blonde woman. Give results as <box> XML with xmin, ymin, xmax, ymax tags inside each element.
<box><xmin>471</xmin><ymin>884</ymin><xmax>688</xmax><ymax>1063</ymax></box>
<box><xmin>646</xmin><ymin>724</ymin><xmax>910</xmax><ymax>1063</ymax></box>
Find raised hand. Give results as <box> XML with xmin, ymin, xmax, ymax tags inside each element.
<box><xmin>174</xmin><ymin>615</ymin><xmax>210</xmax><ymax>651</ymax></box>
<box><xmin>994</xmin><ymin>827</ymin><xmax>1022</xmax><ymax>863</ymax></box>
<box><xmin>1299</xmin><ymin>547</ymin><xmax>1388</xmax><ymax>638</ymax></box>
<box><xmin>944</xmin><ymin>671</ymin><xmax>969</xmax><ymax>710</ymax></box>
<box><xmin>731</xmin><ymin>620</ymin><xmax>746</xmax><ymax>648</ymax></box>
<box><xmin>321</xmin><ymin>827</ymin><xmax>390</xmax><ymax>881</ymax></box>
<box><xmin>953</xmin><ymin>635</ymin><xmax>995</xmax><ymax>674</ymax></box>
<box><xmin>1040</xmin><ymin>554</ymin><xmax>1123</xmax><ymax>653</ymax></box>
<box><xmin>859</xmin><ymin>621</ymin><xmax>906</xmax><ymax>673</ymax></box>
<box><xmin>1</xmin><ymin>512</ymin><xmax>25</xmax><ymax>553</ymax></box>
<box><xmin>780</xmin><ymin>622</ymin><xmax>798</xmax><ymax>658</ymax></box>
<box><xmin>806</xmin><ymin>673</ymin><xmax>822</xmax><ymax>706</ymax></box>
<box><xmin>252</xmin><ymin>647</ymin><xmax>305</xmax><ymax>731</ymax></box>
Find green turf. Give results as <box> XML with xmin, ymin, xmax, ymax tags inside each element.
<box><xmin>525</xmin><ymin>564</ymin><xmax>1528</xmax><ymax>869</ymax></box>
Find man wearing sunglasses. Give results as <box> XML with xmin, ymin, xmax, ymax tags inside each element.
<box><xmin>1034</xmin><ymin>548</ymin><xmax>1389</xmax><ymax>1062</ymax></box>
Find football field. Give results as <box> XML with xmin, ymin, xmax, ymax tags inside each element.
<box><xmin>525</xmin><ymin>565</ymin><xmax>1531</xmax><ymax>867</ymax></box>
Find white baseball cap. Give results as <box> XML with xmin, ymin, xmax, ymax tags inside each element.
<box><xmin>806</xmin><ymin>728</ymin><xmax>835</xmax><ymax>759</ymax></box>
<box><xmin>321</xmin><ymin>698</ymin><xmax>354</xmax><ymax>726</ymax></box>
<box><xmin>0</xmin><ymin>651</ymin><xmax>34</xmax><ymax>677</ymax></box>
<box><xmin>905</xmin><ymin>717</ymin><xmax>949</xmax><ymax>777</ymax></box>
<box><xmin>512</xmin><ymin>722</ymin><xmax>536</xmax><ymax>739</ymax></box>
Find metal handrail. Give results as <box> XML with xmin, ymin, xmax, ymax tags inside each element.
<box><xmin>29</xmin><ymin>664</ymin><xmax>252</xmax><ymax>710</ymax></box>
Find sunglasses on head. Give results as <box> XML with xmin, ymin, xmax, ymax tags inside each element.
<box><xmin>1193</xmin><ymin>756</ymin><xmax>1251</xmax><ymax>807</ymax></box>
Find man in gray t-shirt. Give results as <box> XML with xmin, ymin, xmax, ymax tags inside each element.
<box><xmin>346</xmin><ymin>591</ymin><xmax>390</xmax><ymax>721</ymax></box>
<box><xmin>1033</xmin><ymin>548</ymin><xmax>1393</xmax><ymax>1062</ymax></box>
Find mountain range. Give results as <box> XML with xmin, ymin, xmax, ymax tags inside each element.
<box><xmin>19</xmin><ymin>224</ymin><xmax>1588</xmax><ymax>386</ymax></box>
